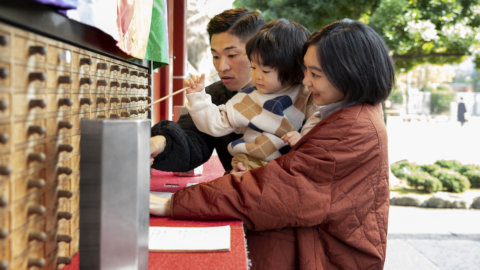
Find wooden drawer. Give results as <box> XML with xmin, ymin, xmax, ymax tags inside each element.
<box><xmin>0</xmin><ymin>123</ymin><xmax>11</xmax><ymax>153</ymax></box>
<box><xmin>11</xmin><ymin>170</ymin><xmax>45</xmax><ymax>204</ymax></box>
<box><xmin>46</xmin><ymin>115</ymin><xmax>78</xmax><ymax>138</ymax></box>
<box><xmin>0</xmin><ymin>25</ymin><xmax>12</xmax><ymax>60</ymax></box>
<box><xmin>11</xmin><ymin>190</ymin><xmax>45</xmax><ymax>231</ymax></box>
<box><xmin>12</xmin><ymin>64</ymin><xmax>47</xmax><ymax>90</ymax></box>
<box><xmin>47</xmin><ymin>44</ymin><xmax>73</xmax><ymax>71</ymax></box>
<box><xmin>0</xmin><ymin>61</ymin><xmax>11</xmax><ymax>88</ymax></box>
<box><xmin>10</xmin><ymin>144</ymin><xmax>46</xmax><ymax>174</ymax></box>
<box><xmin>46</xmin><ymin>69</ymin><xmax>75</xmax><ymax>92</ymax></box>
<box><xmin>12</xmin><ymin>119</ymin><xmax>47</xmax><ymax>145</ymax></box>
<box><xmin>12</xmin><ymin>93</ymin><xmax>48</xmax><ymax>117</ymax></box>
<box><xmin>10</xmin><ymin>216</ymin><xmax>45</xmax><ymax>258</ymax></box>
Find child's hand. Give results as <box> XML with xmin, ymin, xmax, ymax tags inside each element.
<box><xmin>184</xmin><ymin>74</ymin><xmax>205</xmax><ymax>94</ymax></box>
<box><xmin>282</xmin><ymin>131</ymin><xmax>301</xmax><ymax>146</ymax></box>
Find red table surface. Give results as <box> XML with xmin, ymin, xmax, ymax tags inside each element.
<box><xmin>62</xmin><ymin>156</ymin><xmax>248</xmax><ymax>269</ymax></box>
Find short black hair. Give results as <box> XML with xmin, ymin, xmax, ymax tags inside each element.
<box><xmin>207</xmin><ymin>8</ymin><xmax>265</xmax><ymax>43</ymax></box>
<box><xmin>303</xmin><ymin>19</ymin><xmax>395</xmax><ymax>105</ymax></box>
<box><xmin>246</xmin><ymin>19</ymin><xmax>311</xmax><ymax>86</ymax></box>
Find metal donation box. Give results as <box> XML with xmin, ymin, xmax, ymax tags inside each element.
<box><xmin>79</xmin><ymin>119</ymin><xmax>150</xmax><ymax>270</ymax></box>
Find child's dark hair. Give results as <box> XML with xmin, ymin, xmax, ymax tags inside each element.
<box><xmin>303</xmin><ymin>19</ymin><xmax>395</xmax><ymax>104</ymax></box>
<box><xmin>207</xmin><ymin>8</ymin><xmax>265</xmax><ymax>43</ymax></box>
<box><xmin>246</xmin><ymin>19</ymin><xmax>311</xmax><ymax>86</ymax></box>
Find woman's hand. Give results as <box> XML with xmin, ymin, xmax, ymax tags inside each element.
<box><xmin>150</xmin><ymin>135</ymin><xmax>166</xmax><ymax>165</ymax></box>
<box><xmin>282</xmin><ymin>131</ymin><xmax>301</xmax><ymax>146</ymax></box>
<box><xmin>150</xmin><ymin>193</ymin><xmax>171</xmax><ymax>216</ymax></box>
<box><xmin>184</xmin><ymin>74</ymin><xmax>205</xmax><ymax>94</ymax></box>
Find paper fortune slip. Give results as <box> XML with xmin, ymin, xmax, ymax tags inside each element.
<box><xmin>149</xmin><ymin>225</ymin><xmax>231</xmax><ymax>252</ymax></box>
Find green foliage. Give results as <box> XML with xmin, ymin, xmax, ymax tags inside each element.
<box><xmin>406</xmin><ymin>171</ymin><xmax>442</xmax><ymax>193</ymax></box>
<box><xmin>462</xmin><ymin>169</ymin><xmax>480</xmax><ymax>188</ymax></box>
<box><xmin>418</xmin><ymin>164</ymin><xmax>441</xmax><ymax>174</ymax></box>
<box><xmin>388</xmin><ymin>90</ymin><xmax>403</xmax><ymax>104</ymax></box>
<box><xmin>430</xmin><ymin>92</ymin><xmax>454</xmax><ymax>114</ymax></box>
<box><xmin>391</xmin><ymin>160</ymin><xmax>417</xmax><ymax>179</ymax></box>
<box><xmin>420</xmin><ymin>86</ymin><xmax>434</xmax><ymax>92</ymax></box>
<box><xmin>432</xmin><ymin>168</ymin><xmax>470</xmax><ymax>193</ymax></box>
<box><xmin>434</xmin><ymin>159</ymin><xmax>463</xmax><ymax>171</ymax></box>
<box><xmin>234</xmin><ymin>0</ymin><xmax>480</xmax><ymax>72</ymax></box>
<box><xmin>436</xmin><ymin>85</ymin><xmax>450</xmax><ymax>92</ymax></box>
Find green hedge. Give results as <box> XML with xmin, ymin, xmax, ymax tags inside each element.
<box><xmin>431</xmin><ymin>168</ymin><xmax>470</xmax><ymax>193</ymax></box>
<box><xmin>406</xmin><ymin>171</ymin><xmax>443</xmax><ymax>193</ymax></box>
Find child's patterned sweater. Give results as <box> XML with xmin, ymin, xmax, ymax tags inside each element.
<box><xmin>186</xmin><ymin>84</ymin><xmax>310</xmax><ymax>161</ymax></box>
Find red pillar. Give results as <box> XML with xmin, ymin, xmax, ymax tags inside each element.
<box><xmin>153</xmin><ymin>0</ymin><xmax>174</xmax><ymax>123</ymax></box>
<box><xmin>172</xmin><ymin>0</ymin><xmax>187</xmax><ymax>112</ymax></box>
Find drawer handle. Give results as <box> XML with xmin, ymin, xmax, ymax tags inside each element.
<box><xmin>0</xmin><ymin>133</ymin><xmax>8</xmax><ymax>144</ymax></box>
<box><xmin>58</xmin><ymin>75</ymin><xmax>73</xmax><ymax>84</ymax></box>
<box><xmin>28</xmin><ymin>232</ymin><xmax>46</xmax><ymax>242</ymax></box>
<box><xmin>28</xmin><ymin>205</ymin><xmax>46</xmax><ymax>216</ymax></box>
<box><xmin>57</xmin><ymin>211</ymin><xmax>72</xmax><ymax>220</ymax></box>
<box><xmin>57</xmin><ymin>166</ymin><xmax>72</xmax><ymax>175</ymax></box>
<box><xmin>97</xmin><ymin>62</ymin><xmax>108</xmax><ymax>70</ymax></box>
<box><xmin>57</xmin><ymin>189</ymin><xmax>73</xmax><ymax>199</ymax></box>
<box><xmin>138</xmin><ymin>109</ymin><xmax>145</xmax><ymax>114</ymax></box>
<box><xmin>110</xmin><ymin>97</ymin><xmax>120</xmax><ymax>103</ymax></box>
<box><xmin>97</xmin><ymin>79</ymin><xmax>108</xmax><ymax>87</ymax></box>
<box><xmin>27</xmin><ymin>178</ymin><xmax>45</xmax><ymax>189</ymax></box>
<box><xmin>0</xmin><ymin>99</ymin><xmax>8</xmax><ymax>111</ymax></box>
<box><xmin>121</xmin><ymin>82</ymin><xmax>129</xmax><ymax>88</ymax></box>
<box><xmin>80</xmin><ymin>97</ymin><xmax>93</xmax><ymax>106</ymax></box>
<box><xmin>129</xmin><ymin>97</ymin><xmax>137</xmax><ymax>102</ymax></box>
<box><xmin>57</xmin><ymin>234</ymin><xmax>72</xmax><ymax>243</ymax></box>
<box><xmin>29</xmin><ymin>99</ymin><xmax>47</xmax><ymax>109</ymax></box>
<box><xmin>130</xmin><ymin>110</ymin><xmax>138</xmax><ymax>115</ymax></box>
<box><xmin>121</xmin><ymin>111</ymin><xmax>130</xmax><ymax>118</ymax></box>
<box><xmin>56</xmin><ymin>256</ymin><xmax>72</xmax><ymax>265</ymax></box>
<box><xmin>96</xmin><ymin>97</ymin><xmax>108</xmax><ymax>104</ymax></box>
<box><xmin>130</xmin><ymin>83</ymin><xmax>138</xmax><ymax>89</ymax></box>
<box><xmin>0</xmin><ymin>197</ymin><xmax>7</xmax><ymax>207</ymax></box>
<box><xmin>58</xmin><ymin>121</ymin><xmax>73</xmax><ymax>130</ymax></box>
<box><xmin>0</xmin><ymin>261</ymin><xmax>7</xmax><ymax>270</ymax></box>
<box><xmin>28</xmin><ymin>152</ymin><xmax>46</xmax><ymax>163</ymax></box>
<box><xmin>121</xmin><ymin>97</ymin><xmax>130</xmax><ymax>103</ymax></box>
<box><xmin>110</xmin><ymin>81</ymin><xmax>120</xmax><ymax>87</ymax></box>
<box><xmin>0</xmin><ymin>35</ymin><xmax>8</xmax><ymax>46</ymax></box>
<box><xmin>28</xmin><ymin>125</ymin><xmax>46</xmax><ymax>136</ymax></box>
<box><xmin>0</xmin><ymin>165</ymin><xmax>11</xmax><ymax>176</ymax></box>
<box><xmin>130</xmin><ymin>70</ymin><xmax>138</xmax><ymax>76</ymax></box>
<box><xmin>28</xmin><ymin>45</ymin><xmax>47</xmax><ymax>56</ymax></box>
<box><xmin>28</xmin><ymin>72</ymin><xmax>46</xmax><ymax>83</ymax></box>
<box><xmin>121</xmin><ymin>68</ymin><xmax>129</xmax><ymax>74</ymax></box>
<box><xmin>0</xmin><ymin>67</ymin><xmax>8</xmax><ymax>79</ymax></box>
<box><xmin>28</xmin><ymin>258</ymin><xmax>46</xmax><ymax>268</ymax></box>
<box><xmin>0</xmin><ymin>228</ymin><xmax>8</xmax><ymax>239</ymax></box>
<box><xmin>110</xmin><ymin>113</ymin><xmax>120</xmax><ymax>119</ymax></box>
<box><xmin>80</xmin><ymin>77</ymin><xmax>93</xmax><ymax>85</ymax></box>
<box><xmin>58</xmin><ymin>144</ymin><xmax>73</xmax><ymax>153</ymax></box>
<box><xmin>110</xmin><ymin>65</ymin><xmax>120</xmax><ymax>72</ymax></box>
<box><xmin>58</xmin><ymin>98</ymin><xmax>73</xmax><ymax>107</ymax></box>
<box><xmin>80</xmin><ymin>58</ymin><xmax>92</xmax><ymax>66</ymax></box>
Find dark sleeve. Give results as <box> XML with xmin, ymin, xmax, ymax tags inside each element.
<box><xmin>151</xmin><ymin>113</ymin><xmax>215</xmax><ymax>172</ymax></box>
<box><xmin>151</xmin><ymin>81</ymin><xmax>238</xmax><ymax>172</ymax></box>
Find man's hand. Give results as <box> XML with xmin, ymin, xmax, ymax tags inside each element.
<box><xmin>282</xmin><ymin>131</ymin><xmax>301</xmax><ymax>146</ymax></box>
<box><xmin>150</xmin><ymin>135</ymin><xmax>166</xmax><ymax>165</ymax></box>
<box><xmin>150</xmin><ymin>193</ymin><xmax>171</xmax><ymax>216</ymax></box>
<box><xmin>184</xmin><ymin>74</ymin><xmax>205</xmax><ymax>94</ymax></box>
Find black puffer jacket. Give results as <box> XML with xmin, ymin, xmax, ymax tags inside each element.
<box><xmin>151</xmin><ymin>81</ymin><xmax>242</xmax><ymax>172</ymax></box>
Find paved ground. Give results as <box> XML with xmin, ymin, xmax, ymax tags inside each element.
<box><xmin>385</xmin><ymin>116</ymin><xmax>480</xmax><ymax>269</ymax></box>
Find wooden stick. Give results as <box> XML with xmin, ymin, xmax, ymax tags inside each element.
<box><xmin>145</xmin><ymin>86</ymin><xmax>189</xmax><ymax>107</ymax></box>
<box><xmin>145</xmin><ymin>73</ymin><xmax>218</xmax><ymax>108</ymax></box>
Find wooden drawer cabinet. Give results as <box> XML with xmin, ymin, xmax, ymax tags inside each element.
<box><xmin>0</xmin><ymin>5</ymin><xmax>151</xmax><ymax>267</ymax></box>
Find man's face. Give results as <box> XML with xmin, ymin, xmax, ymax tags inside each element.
<box><xmin>210</xmin><ymin>32</ymin><xmax>254</xmax><ymax>91</ymax></box>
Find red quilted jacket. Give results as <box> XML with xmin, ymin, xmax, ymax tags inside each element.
<box><xmin>171</xmin><ymin>103</ymin><xmax>390</xmax><ymax>270</ymax></box>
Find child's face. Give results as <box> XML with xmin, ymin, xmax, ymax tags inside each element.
<box><xmin>303</xmin><ymin>45</ymin><xmax>344</xmax><ymax>106</ymax></box>
<box><xmin>250</xmin><ymin>56</ymin><xmax>283</xmax><ymax>94</ymax></box>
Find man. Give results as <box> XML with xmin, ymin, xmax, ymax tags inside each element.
<box><xmin>150</xmin><ymin>8</ymin><xmax>265</xmax><ymax>172</ymax></box>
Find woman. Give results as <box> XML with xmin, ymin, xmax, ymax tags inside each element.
<box><xmin>151</xmin><ymin>19</ymin><xmax>395</xmax><ymax>269</ymax></box>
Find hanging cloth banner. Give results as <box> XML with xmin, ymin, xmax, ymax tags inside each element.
<box><xmin>145</xmin><ymin>0</ymin><xmax>169</xmax><ymax>69</ymax></box>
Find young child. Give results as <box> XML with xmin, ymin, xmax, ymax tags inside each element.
<box><xmin>184</xmin><ymin>19</ymin><xmax>311</xmax><ymax>170</ymax></box>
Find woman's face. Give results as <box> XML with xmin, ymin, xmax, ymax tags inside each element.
<box><xmin>211</xmin><ymin>32</ymin><xmax>254</xmax><ymax>91</ymax></box>
<box><xmin>303</xmin><ymin>45</ymin><xmax>345</xmax><ymax>106</ymax></box>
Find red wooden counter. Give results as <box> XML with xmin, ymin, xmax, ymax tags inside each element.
<box><xmin>63</xmin><ymin>156</ymin><xmax>248</xmax><ymax>269</ymax></box>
